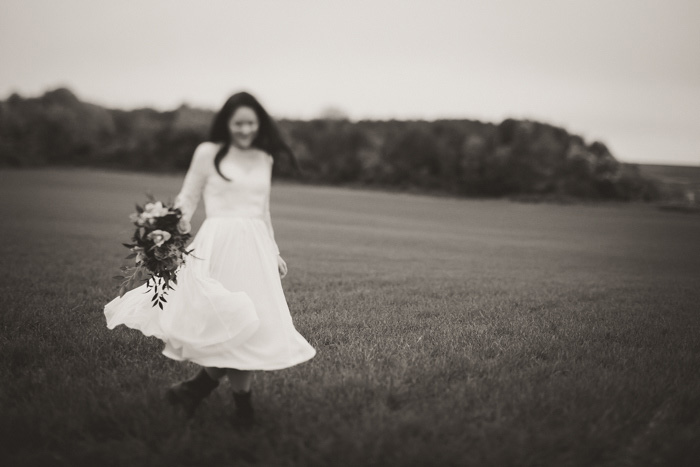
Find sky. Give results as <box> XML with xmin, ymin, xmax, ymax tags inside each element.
<box><xmin>1</xmin><ymin>0</ymin><xmax>699</xmax><ymax>166</ymax></box>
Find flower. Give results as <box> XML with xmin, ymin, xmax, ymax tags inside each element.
<box><xmin>147</xmin><ymin>229</ymin><xmax>172</xmax><ymax>247</ymax></box>
<box><xmin>177</xmin><ymin>218</ymin><xmax>191</xmax><ymax>234</ymax></box>
<box><xmin>142</xmin><ymin>201</ymin><xmax>170</xmax><ymax>219</ymax></box>
<box><xmin>129</xmin><ymin>212</ymin><xmax>147</xmax><ymax>226</ymax></box>
<box><xmin>118</xmin><ymin>197</ymin><xmax>194</xmax><ymax>308</ymax></box>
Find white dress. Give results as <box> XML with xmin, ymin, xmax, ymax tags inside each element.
<box><xmin>104</xmin><ymin>142</ymin><xmax>316</xmax><ymax>370</ymax></box>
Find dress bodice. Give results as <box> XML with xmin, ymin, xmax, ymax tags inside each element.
<box><xmin>175</xmin><ymin>142</ymin><xmax>279</xmax><ymax>253</ymax></box>
<box><xmin>202</xmin><ymin>149</ymin><xmax>272</xmax><ymax>219</ymax></box>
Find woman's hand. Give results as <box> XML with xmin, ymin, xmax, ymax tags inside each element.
<box><xmin>277</xmin><ymin>255</ymin><xmax>288</xmax><ymax>279</ymax></box>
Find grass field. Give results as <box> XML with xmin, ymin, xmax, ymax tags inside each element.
<box><xmin>637</xmin><ymin>163</ymin><xmax>700</xmax><ymax>199</ymax></box>
<box><xmin>1</xmin><ymin>168</ymin><xmax>700</xmax><ymax>467</ymax></box>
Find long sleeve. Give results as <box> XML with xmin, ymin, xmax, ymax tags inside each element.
<box><xmin>262</xmin><ymin>191</ymin><xmax>280</xmax><ymax>255</ymax></box>
<box><xmin>174</xmin><ymin>143</ymin><xmax>212</xmax><ymax>223</ymax></box>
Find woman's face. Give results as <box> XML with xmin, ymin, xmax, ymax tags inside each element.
<box><xmin>228</xmin><ymin>106</ymin><xmax>259</xmax><ymax>149</ymax></box>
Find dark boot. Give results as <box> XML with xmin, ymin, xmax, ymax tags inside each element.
<box><xmin>165</xmin><ymin>368</ymin><xmax>220</xmax><ymax>418</ymax></box>
<box><xmin>231</xmin><ymin>390</ymin><xmax>255</xmax><ymax>428</ymax></box>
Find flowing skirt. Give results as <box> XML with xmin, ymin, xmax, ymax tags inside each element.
<box><xmin>104</xmin><ymin>217</ymin><xmax>316</xmax><ymax>370</ymax></box>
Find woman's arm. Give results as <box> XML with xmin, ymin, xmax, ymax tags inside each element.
<box><xmin>262</xmin><ymin>154</ymin><xmax>286</xmax><ymax>277</ymax></box>
<box><xmin>262</xmin><ymin>191</ymin><xmax>281</xmax><ymax>256</ymax></box>
<box><xmin>174</xmin><ymin>142</ymin><xmax>214</xmax><ymax>223</ymax></box>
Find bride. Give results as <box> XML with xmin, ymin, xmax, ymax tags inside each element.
<box><xmin>104</xmin><ymin>92</ymin><xmax>316</xmax><ymax>427</ymax></box>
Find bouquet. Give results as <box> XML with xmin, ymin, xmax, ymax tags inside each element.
<box><xmin>114</xmin><ymin>196</ymin><xmax>193</xmax><ymax>309</ymax></box>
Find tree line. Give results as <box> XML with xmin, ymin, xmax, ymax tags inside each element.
<box><xmin>0</xmin><ymin>88</ymin><xmax>660</xmax><ymax>200</ymax></box>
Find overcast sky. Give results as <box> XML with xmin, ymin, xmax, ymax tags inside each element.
<box><xmin>1</xmin><ymin>0</ymin><xmax>699</xmax><ymax>165</ymax></box>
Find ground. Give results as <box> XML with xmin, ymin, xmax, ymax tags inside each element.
<box><xmin>1</xmin><ymin>168</ymin><xmax>699</xmax><ymax>466</ymax></box>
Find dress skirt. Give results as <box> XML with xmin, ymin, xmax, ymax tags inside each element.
<box><xmin>104</xmin><ymin>217</ymin><xmax>316</xmax><ymax>370</ymax></box>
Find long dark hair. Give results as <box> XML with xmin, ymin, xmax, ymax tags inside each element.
<box><xmin>209</xmin><ymin>92</ymin><xmax>299</xmax><ymax>180</ymax></box>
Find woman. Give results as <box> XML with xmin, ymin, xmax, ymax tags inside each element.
<box><xmin>104</xmin><ymin>92</ymin><xmax>316</xmax><ymax>427</ymax></box>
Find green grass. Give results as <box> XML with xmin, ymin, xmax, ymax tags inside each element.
<box><xmin>1</xmin><ymin>168</ymin><xmax>700</xmax><ymax>467</ymax></box>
